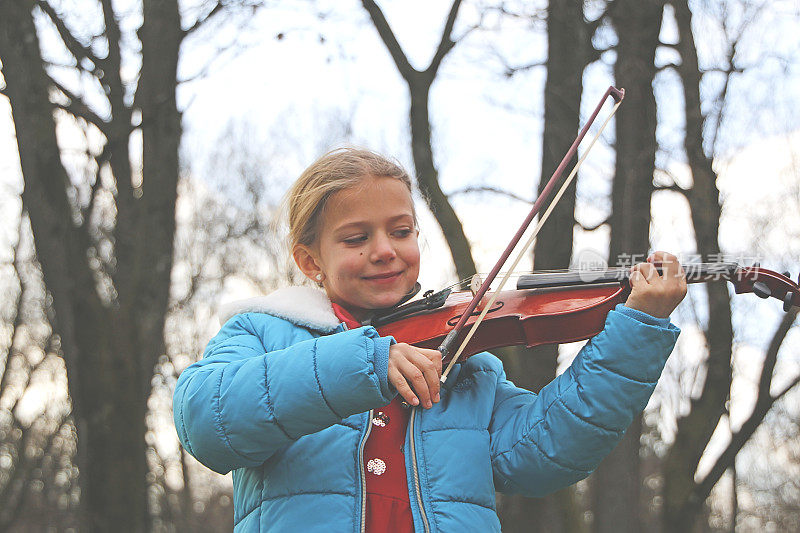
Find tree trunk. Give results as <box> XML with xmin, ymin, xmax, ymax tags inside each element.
<box><xmin>592</xmin><ymin>2</ymin><xmax>664</xmax><ymax>532</ymax></box>
<box><xmin>408</xmin><ymin>80</ymin><xmax>477</xmax><ymax>280</ymax></box>
<box><xmin>0</xmin><ymin>1</ymin><xmax>182</xmax><ymax>529</ymax></box>
<box><xmin>497</xmin><ymin>1</ymin><xmax>586</xmax><ymax>531</ymax></box>
<box><xmin>662</xmin><ymin>2</ymin><xmax>733</xmax><ymax>530</ymax></box>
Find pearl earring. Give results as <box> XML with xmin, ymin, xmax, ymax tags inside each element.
<box><xmin>315</xmin><ymin>273</ymin><xmax>324</xmax><ymax>282</ymax></box>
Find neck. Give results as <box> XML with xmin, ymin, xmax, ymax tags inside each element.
<box><xmin>516</xmin><ymin>262</ymin><xmax>739</xmax><ymax>290</ymax></box>
<box><xmin>326</xmin><ymin>282</ymin><xmax>422</xmax><ymax>324</ymax></box>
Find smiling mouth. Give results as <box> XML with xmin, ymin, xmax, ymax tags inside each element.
<box><xmin>364</xmin><ymin>271</ymin><xmax>403</xmax><ymax>281</ymax></box>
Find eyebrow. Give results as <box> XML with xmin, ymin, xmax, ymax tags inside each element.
<box><xmin>332</xmin><ymin>213</ymin><xmax>414</xmax><ymax>233</ymax></box>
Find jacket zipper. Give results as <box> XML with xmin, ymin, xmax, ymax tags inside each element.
<box><xmin>339</xmin><ymin>321</ymin><xmax>384</xmax><ymax>532</ymax></box>
<box><xmin>359</xmin><ymin>409</ymin><xmax>373</xmax><ymax>533</ymax></box>
<box><xmin>341</xmin><ymin>322</ymin><xmax>375</xmax><ymax>533</ymax></box>
<box><xmin>408</xmin><ymin>407</ymin><xmax>431</xmax><ymax>533</ymax></box>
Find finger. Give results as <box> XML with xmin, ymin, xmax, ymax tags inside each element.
<box><xmin>654</xmin><ymin>252</ymin><xmax>685</xmax><ymax>283</ymax></box>
<box><xmin>397</xmin><ymin>357</ymin><xmax>434</xmax><ymax>408</ymax></box>
<box><xmin>388</xmin><ymin>364</ymin><xmax>419</xmax><ymax>406</ymax></box>
<box><xmin>632</xmin><ymin>262</ymin><xmax>658</xmax><ymax>282</ymax></box>
<box><xmin>410</xmin><ymin>350</ymin><xmax>441</xmax><ymax>403</ymax></box>
<box><xmin>415</xmin><ymin>347</ymin><xmax>443</xmax><ymax>377</ymax></box>
<box><xmin>629</xmin><ymin>269</ymin><xmax>646</xmax><ymax>289</ymax></box>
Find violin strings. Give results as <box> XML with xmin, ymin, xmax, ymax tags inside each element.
<box><xmin>440</xmin><ymin>263</ymin><xmax>732</xmax><ymax>295</ymax></box>
<box><xmin>444</xmin><ymin>266</ymin><xmax>630</xmax><ymax>291</ymax></box>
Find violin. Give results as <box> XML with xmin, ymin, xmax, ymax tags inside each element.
<box><xmin>370</xmin><ymin>264</ymin><xmax>800</xmax><ymax>365</ymax></box>
<box><xmin>367</xmin><ymin>86</ymin><xmax>799</xmax><ymax>375</ymax></box>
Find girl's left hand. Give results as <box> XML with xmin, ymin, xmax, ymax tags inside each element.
<box><xmin>625</xmin><ymin>251</ymin><xmax>688</xmax><ymax>319</ymax></box>
<box><xmin>387</xmin><ymin>343</ymin><xmax>442</xmax><ymax>409</ymax></box>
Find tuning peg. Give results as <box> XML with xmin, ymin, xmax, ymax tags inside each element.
<box><xmin>784</xmin><ymin>292</ymin><xmax>795</xmax><ymax>312</ymax></box>
<box><xmin>752</xmin><ymin>281</ymin><xmax>771</xmax><ymax>299</ymax></box>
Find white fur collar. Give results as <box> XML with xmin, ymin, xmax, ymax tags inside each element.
<box><xmin>218</xmin><ymin>286</ymin><xmax>341</xmax><ymax>333</ymax></box>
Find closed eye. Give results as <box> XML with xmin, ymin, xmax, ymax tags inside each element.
<box><xmin>343</xmin><ymin>234</ymin><xmax>368</xmax><ymax>245</ymax></box>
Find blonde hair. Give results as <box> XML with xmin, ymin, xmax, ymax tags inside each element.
<box><xmin>287</xmin><ymin>147</ymin><xmax>414</xmax><ymax>248</ymax></box>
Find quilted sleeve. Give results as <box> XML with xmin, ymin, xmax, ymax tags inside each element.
<box><xmin>173</xmin><ymin>313</ymin><xmax>395</xmax><ymax>474</ymax></box>
<box><xmin>488</xmin><ymin>304</ymin><xmax>680</xmax><ymax>497</ymax></box>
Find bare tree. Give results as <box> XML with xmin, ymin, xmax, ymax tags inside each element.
<box><xmin>0</xmin><ymin>0</ymin><xmax>242</xmax><ymax>528</ymax></box>
<box><xmin>659</xmin><ymin>1</ymin><xmax>800</xmax><ymax>530</ymax></box>
<box><xmin>592</xmin><ymin>1</ymin><xmax>665</xmax><ymax>532</ymax></box>
<box><xmin>0</xmin><ymin>217</ymin><xmax>76</xmax><ymax>530</ymax></box>
<box><xmin>738</xmin><ymin>399</ymin><xmax>800</xmax><ymax>531</ymax></box>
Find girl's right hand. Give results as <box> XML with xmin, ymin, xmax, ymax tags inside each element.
<box><xmin>388</xmin><ymin>343</ymin><xmax>442</xmax><ymax>409</ymax></box>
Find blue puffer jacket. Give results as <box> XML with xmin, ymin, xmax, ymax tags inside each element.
<box><xmin>173</xmin><ymin>287</ymin><xmax>680</xmax><ymax>532</ymax></box>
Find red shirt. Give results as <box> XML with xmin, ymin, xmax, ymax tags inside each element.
<box><xmin>331</xmin><ymin>304</ymin><xmax>414</xmax><ymax>533</ymax></box>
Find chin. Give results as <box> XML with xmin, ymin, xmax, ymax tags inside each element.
<box><xmin>369</xmin><ymin>297</ymin><xmax>401</xmax><ymax>310</ymax></box>
<box><xmin>370</xmin><ymin>291</ymin><xmax>408</xmax><ymax>309</ymax></box>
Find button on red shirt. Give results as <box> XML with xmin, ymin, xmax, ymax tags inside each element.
<box><xmin>331</xmin><ymin>304</ymin><xmax>414</xmax><ymax>533</ymax></box>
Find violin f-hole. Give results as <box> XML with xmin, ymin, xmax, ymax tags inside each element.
<box><xmin>447</xmin><ymin>301</ymin><xmax>505</xmax><ymax>327</ymax></box>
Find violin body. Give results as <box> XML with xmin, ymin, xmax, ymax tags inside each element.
<box><xmin>373</xmin><ymin>264</ymin><xmax>800</xmax><ymax>365</ymax></box>
<box><xmin>377</xmin><ymin>284</ymin><xmax>628</xmax><ymax>362</ymax></box>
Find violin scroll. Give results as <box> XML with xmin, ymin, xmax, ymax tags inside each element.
<box><xmin>727</xmin><ymin>266</ymin><xmax>800</xmax><ymax>312</ymax></box>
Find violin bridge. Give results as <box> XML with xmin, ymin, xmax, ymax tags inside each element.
<box><xmin>470</xmin><ymin>274</ymin><xmax>482</xmax><ymax>297</ymax></box>
<box><xmin>470</xmin><ymin>274</ymin><xmax>490</xmax><ymax>311</ymax></box>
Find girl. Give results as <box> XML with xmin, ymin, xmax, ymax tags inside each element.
<box><xmin>173</xmin><ymin>148</ymin><xmax>686</xmax><ymax>532</ymax></box>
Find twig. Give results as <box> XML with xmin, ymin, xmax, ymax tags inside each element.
<box><xmin>48</xmin><ymin>76</ymin><xmax>110</xmax><ymax>134</ymax></box>
<box><xmin>182</xmin><ymin>0</ymin><xmax>225</xmax><ymax>37</ymax></box>
<box><xmin>37</xmin><ymin>0</ymin><xmax>106</xmax><ymax>72</ymax></box>
<box><xmin>448</xmin><ymin>185</ymin><xmax>532</xmax><ymax>204</ymax></box>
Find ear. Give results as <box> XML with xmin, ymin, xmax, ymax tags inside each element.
<box><xmin>292</xmin><ymin>244</ymin><xmax>324</xmax><ymax>283</ymax></box>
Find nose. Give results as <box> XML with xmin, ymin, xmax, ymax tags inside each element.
<box><xmin>370</xmin><ymin>233</ymin><xmax>397</xmax><ymax>263</ymax></box>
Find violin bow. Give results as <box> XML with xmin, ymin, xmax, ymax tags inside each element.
<box><xmin>439</xmin><ymin>86</ymin><xmax>625</xmax><ymax>381</ymax></box>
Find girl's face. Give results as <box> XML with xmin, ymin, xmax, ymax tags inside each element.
<box><xmin>294</xmin><ymin>176</ymin><xmax>421</xmax><ymax>320</ymax></box>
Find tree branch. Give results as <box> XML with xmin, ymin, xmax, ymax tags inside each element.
<box><xmin>98</xmin><ymin>0</ymin><xmax>126</xmax><ymax>104</ymax></box>
<box><xmin>654</xmin><ymin>167</ymin><xmax>692</xmax><ymax>195</ymax></box>
<box><xmin>691</xmin><ymin>307</ymin><xmax>799</xmax><ymax>505</ymax></box>
<box><xmin>657</xmin><ymin>61</ymin><xmax>681</xmax><ymax>72</ymax></box>
<box><xmin>182</xmin><ymin>0</ymin><xmax>225</xmax><ymax>37</ymax></box>
<box><xmin>654</xmin><ymin>183</ymin><xmax>690</xmax><ymax>194</ymax></box>
<box><xmin>585</xmin><ymin>44</ymin><xmax>610</xmax><ymax>66</ymax></box>
<box><xmin>578</xmin><ymin>217</ymin><xmax>610</xmax><ymax>232</ymax></box>
<box><xmin>81</xmin><ymin>142</ymin><xmax>113</xmax><ymax>226</ymax></box>
<box><xmin>448</xmin><ymin>185</ymin><xmax>533</xmax><ymax>204</ymax></box>
<box><xmin>500</xmin><ymin>58</ymin><xmax>546</xmax><ymax>78</ymax></box>
<box><xmin>36</xmin><ymin>0</ymin><xmax>106</xmax><ymax>72</ymax></box>
<box><xmin>0</xmin><ymin>217</ymin><xmax>25</xmax><ymax>398</ymax></box>
<box><xmin>706</xmin><ymin>4</ymin><xmax>753</xmax><ymax>158</ymax></box>
<box><xmin>772</xmin><ymin>374</ymin><xmax>800</xmax><ymax>405</ymax></box>
<box><xmin>48</xmin><ymin>75</ymin><xmax>110</xmax><ymax>134</ymax></box>
<box><xmin>177</xmin><ymin>30</ymin><xmax>250</xmax><ymax>85</ymax></box>
<box><xmin>361</xmin><ymin>0</ymin><xmax>416</xmax><ymax>81</ymax></box>
<box><xmin>427</xmin><ymin>0</ymin><xmax>464</xmax><ymax>77</ymax></box>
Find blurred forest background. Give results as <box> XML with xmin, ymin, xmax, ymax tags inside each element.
<box><xmin>1</xmin><ymin>0</ymin><xmax>799</xmax><ymax>531</ymax></box>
